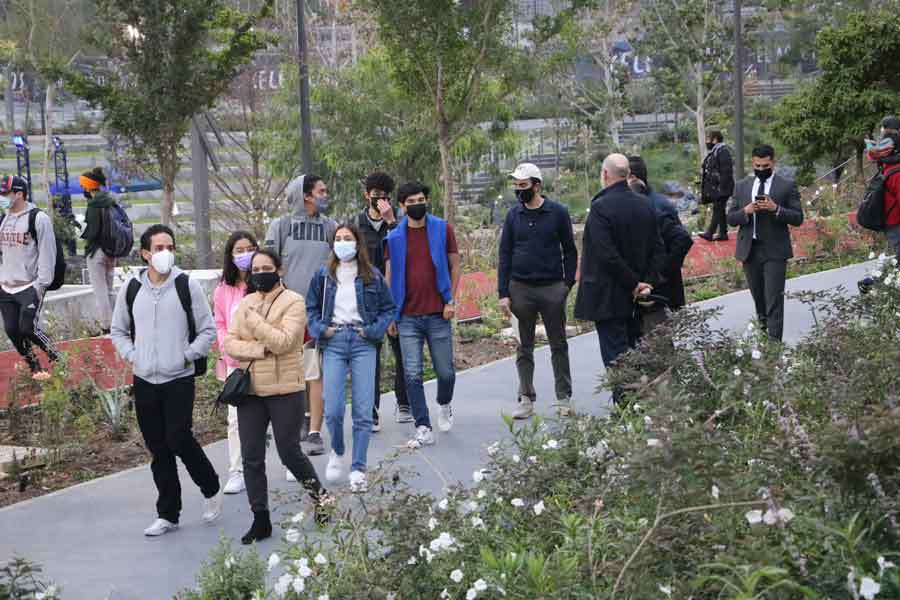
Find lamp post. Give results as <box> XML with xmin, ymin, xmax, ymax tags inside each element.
<box><xmin>733</xmin><ymin>0</ymin><xmax>745</xmax><ymax>179</ymax></box>
<box><xmin>12</xmin><ymin>134</ymin><xmax>32</xmax><ymax>197</ymax></box>
<box><xmin>296</xmin><ymin>0</ymin><xmax>313</xmax><ymax>174</ymax></box>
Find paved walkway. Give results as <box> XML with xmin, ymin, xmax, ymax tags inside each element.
<box><xmin>0</xmin><ymin>262</ymin><xmax>873</xmax><ymax>599</ymax></box>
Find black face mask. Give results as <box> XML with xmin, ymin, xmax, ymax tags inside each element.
<box><xmin>251</xmin><ymin>272</ymin><xmax>280</xmax><ymax>293</ymax></box>
<box><xmin>515</xmin><ymin>188</ymin><xmax>535</xmax><ymax>204</ymax></box>
<box><xmin>706</xmin><ymin>142</ymin><xmax>716</xmax><ymax>151</ymax></box>
<box><xmin>406</xmin><ymin>203</ymin><xmax>428</xmax><ymax>221</ymax></box>
<box><xmin>754</xmin><ymin>168</ymin><xmax>773</xmax><ymax>182</ymax></box>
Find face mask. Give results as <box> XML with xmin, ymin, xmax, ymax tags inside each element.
<box><xmin>515</xmin><ymin>188</ymin><xmax>535</xmax><ymax>204</ymax></box>
<box><xmin>754</xmin><ymin>168</ymin><xmax>773</xmax><ymax>182</ymax></box>
<box><xmin>0</xmin><ymin>196</ymin><xmax>9</xmax><ymax>211</ymax></box>
<box><xmin>706</xmin><ymin>142</ymin><xmax>716</xmax><ymax>151</ymax></box>
<box><xmin>233</xmin><ymin>252</ymin><xmax>254</xmax><ymax>272</ymax></box>
<box><xmin>316</xmin><ymin>195</ymin><xmax>331</xmax><ymax>211</ymax></box>
<box><xmin>251</xmin><ymin>272</ymin><xmax>280</xmax><ymax>293</ymax></box>
<box><xmin>334</xmin><ymin>240</ymin><xmax>358</xmax><ymax>262</ymax></box>
<box><xmin>406</xmin><ymin>203</ymin><xmax>428</xmax><ymax>221</ymax></box>
<box><xmin>150</xmin><ymin>249</ymin><xmax>175</xmax><ymax>275</ymax></box>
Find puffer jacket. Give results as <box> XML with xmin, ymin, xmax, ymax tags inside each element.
<box><xmin>224</xmin><ymin>285</ymin><xmax>306</xmax><ymax>397</ymax></box>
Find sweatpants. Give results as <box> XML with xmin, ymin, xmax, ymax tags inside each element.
<box><xmin>86</xmin><ymin>251</ymin><xmax>116</xmax><ymax>327</ymax></box>
<box><xmin>134</xmin><ymin>376</ymin><xmax>220</xmax><ymax>523</ymax></box>
<box><xmin>238</xmin><ymin>391</ymin><xmax>323</xmax><ymax>513</ymax></box>
<box><xmin>0</xmin><ymin>285</ymin><xmax>59</xmax><ymax>372</ymax></box>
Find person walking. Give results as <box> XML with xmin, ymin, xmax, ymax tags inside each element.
<box><xmin>213</xmin><ymin>231</ymin><xmax>258</xmax><ymax>496</ymax></box>
<box><xmin>224</xmin><ymin>248</ymin><xmax>330</xmax><ymax>544</ymax></box>
<box><xmin>0</xmin><ymin>175</ymin><xmax>60</xmax><ymax>380</ymax></box>
<box><xmin>265</xmin><ymin>174</ymin><xmax>337</xmax><ymax>459</ymax></box>
<box><xmin>385</xmin><ymin>182</ymin><xmax>461</xmax><ymax>448</ymax></box>
<box><xmin>352</xmin><ymin>171</ymin><xmax>411</xmax><ymax>429</ymax></box>
<box><xmin>79</xmin><ymin>168</ymin><xmax>118</xmax><ymax>330</ymax></box>
<box><xmin>498</xmin><ymin>163</ymin><xmax>577</xmax><ymax>419</ymax></box>
<box><xmin>574</xmin><ymin>154</ymin><xmax>663</xmax><ymax>405</ymax></box>
<box><xmin>727</xmin><ymin>144</ymin><xmax>803</xmax><ymax>342</ymax></box>
<box><xmin>307</xmin><ymin>223</ymin><xmax>395</xmax><ymax>493</ymax></box>
<box><xmin>699</xmin><ymin>130</ymin><xmax>735</xmax><ymax>241</ymax></box>
<box><xmin>109</xmin><ymin>224</ymin><xmax>222</xmax><ymax>537</ymax></box>
<box><xmin>866</xmin><ymin>116</ymin><xmax>900</xmax><ymax>261</ymax></box>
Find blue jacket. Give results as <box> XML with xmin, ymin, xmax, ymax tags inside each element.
<box><xmin>306</xmin><ymin>265</ymin><xmax>396</xmax><ymax>343</ymax></box>
<box><xmin>385</xmin><ymin>214</ymin><xmax>452</xmax><ymax>320</ymax></box>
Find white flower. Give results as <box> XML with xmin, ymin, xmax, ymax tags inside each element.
<box><xmin>762</xmin><ymin>507</ymin><xmax>795</xmax><ymax>525</ymax></box>
<box><xmin>294</xmin><ymin>558</ymin><xmax>309</xmax><ymax>569</ymax></box>
<box><xmin>466</xmin><ymin>589</ymin><xmax>478</xmax><ymax>600</ymax></box>
<box><xmin>315</xmin><ymin>553</ymin><xmax>328</xmax><ymax>565</ymax></box>
<box><xmin>643</xmin><ymin>415</ymin><xmax>652</xmax><ymax>426</ymax></box>
<box><xmin>274</xmin><ymin>573</ymin><xmax>292</xmax><ymax>597</ymax></box>
<box><xmin>878</xmin><ymin>556</ymin><xmax>896</xmax><ymax>577</ymax></box>
<box><xmin>512</xmin><ymin>454</ymin><xmax>521</xmax><ymax>463</ymax></box>
<box><xmin>487</xmin><ymin>441</ymin><xmax>500</xmax><ymax>456</ymax></box>
<box><xmin>477</xmin><ymin>489</ymin><xmax>487</xmax><ymax>499</ymax></box>
<box><xmin>747</xmin><ymin>322</ymin><xmax>755</xmax><ymax>331</ymax></box>
<box><xmin>450</xmin><ymin>568</ymin><xmax>464</xmax><ymax>583</ymax></box>
<box><xmin>298</xmin><ymin>564</ymin><xmax>313</xmax><ymax>578</ymax></box>
<box><xmin>659</xmin><ymin>584</ymin><xmax>673</xmax><ymax>597</ymax></box>
<box><xmin>511</xmin><ymin>498</ymin><xmax>525</xmax><ymax>507</ymax></box>
<box><xmin>735</xmin><ymin>348</ymin><xmax>744</xmax><ymax>357</ymax></box>
<box><xmin>291</xmin><ymin>577</ymin><xmax>306</xmax><ymax>593</ymax></box>
<box><xmin>473</xmin><ymin>469</ymin><xmax>486</xmax><ymax>483</ymax></box>
<box><xmin>542</xmin><ymin>439</ymin><xmax>559</xmax><ymax>450</ymax></box>
<box><xmin>35</xmin><ymin>587</ymin><xmax>59</xmax><ymax>600</ymax></box>
<box><xmin>751</xmin><ymin>349</ymin><xmax>762</xmax><ymax>360</ymax></box>
<box><xmin>528</xmin><ymin>455</ymin><xmax>538</xmax><ymax>463</ymax></box>
<box><xmin>467</xmin><ymin>500</ymin><xmax>479</xmax><ymax>512</ymax></box>
<box><xmin>873</xmin><ymin>270</ymin><xmax>883</xmax><ymax>278</ymax></box>
<box><xmin>318</xmin><ymin>595</ymin><xmax>330</xmax><ymax>600</ymax></box>
<box><xmin>291</xmin><ymin>511</ymin><xmax>305</xmax><ymax>523</ymax></box>
<box><xmin>711</xmin><ymin>485</ymin><xmax>720</xmax><ymax>500</ymax></box>
<box><xmin>733</xmin><ymin>368</ymin><xmax>742</xmax><ymax>377</ymax></box>
<box><xmin>745</xmin><ymin>510</ymin><xmax>763</xmax><ymax>525</ymax></box>
<box><xmin>647</xmin><ymin>438</ymin><xmax>661</xmax><ymax>448</ymax></box>
<box><xmin>428</xmin><ymin>517</ymin><xmax>439</xmax><ymax>530</ymax></box>
<box><xmin>533</xmin><ymin>500</ymin><xmax>546</xmax><ymax>516</ymax></box>
<box><xmin>471</xmin><ymin>516</ymin><xmax>485</xmax><ymax>529</ymax></box>
<box><xmin>268</xmin><ymin>553</ymin><xmax>281</xmax><ymax>572</ymax></box>
<box><xmin>860</xmin><ymin>576</ymin><xmax>881</xmax><ymax>600</ymax></box>
<box><xmin>419</xmin><ymin>545</ymin><xmax>435</xmax><ymax>563</ymax></box>
<box><xmin>430</xmin><ymin>532</ymin><xmax>457</xmax><ymax>553</ymax></box>
<box><xmin>224</xmin><ymin>556</ymin><xmax>235</xmax><ymax>569</ymax></box>
<box><xmin>474</xmin><ymin>579</ymin><xmax>488</xmax><ymax>592</ymax></box>
<box><xmin>869</xmin><ymin>251</ymin><xmax>876</xmax><ymax>259</ymax></box>
<box><xmin>438</xmin><ymin>498</ymin><xmax>449</xmax><ymax>511</ymax></box>
<box><xmin>407</xmin><ymin>556</ymin><xmax>418</xmax><ymax>565</ymax></box>
<box><xmin>440</xmin><ymin>590</ymin><xmax>451</xmax><ymax>599</ymax></box>
<box><xmin>285</xmin><ymin>528</ymin><xmax>300</xmax><ymax>543</ymax></box>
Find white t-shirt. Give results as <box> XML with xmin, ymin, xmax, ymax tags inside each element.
<box><xmin>333</xmin><ymin>261</ymin><xmax>362</xmax><ymax>324</ymax></box>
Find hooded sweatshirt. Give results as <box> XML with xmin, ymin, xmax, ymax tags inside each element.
<box><xmin>265</xmin><ymin>175</ymin><xmax>337</xmax><ymax>298</ymax></box>
<box><xmin>110</xmin><ymin>266</ymin><xmax>216</xmax><ymax>385</ymax></box>
<box><xmin>0</xmin><ymin>201</ymin><xmax>57</xmax><ymax>294</ymax></box>
<box><xmin>81</xmin><ymin>190</ymin><xmax>116</xmax><ymax>258</ymax></box>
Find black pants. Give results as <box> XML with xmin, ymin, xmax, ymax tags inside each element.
<box><xmin>510</xmin><ymin>279</ymin><xmax>572</xmax><ymax>401</ymax></box>
<box><xmin>0</xmin><ymin>286</ymin><xmax>59</xmax><ymax>372</ymax></box>
<box><xmin>374</xmin><ymin>334</ymin><xmax>409</xmax><ymax>414</ymax></box>
<box><xmin>704</xmin><ymin>199</ymin><xmax>728</xmax><ymax>238</ymax></box>
<box><xmin>743</xmin><ymin>243</ymin><xmax>787</xmax><ymax>342</ymax></box>
<box><xmin>594</xmin><ymin>316</ymin><xmax>642</xmax><ymax>404</ymax></box>
<box><xmin>134</xmin><ymin>376</ymin><xmax>220</xmax><ymax>523</ymax></box>
<box><xmin>238</xmin><ymin>391</ymin><xmax>323</xmax><ymax>513</ymax></box>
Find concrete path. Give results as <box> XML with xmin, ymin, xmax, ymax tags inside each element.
<box><xmin>0</xmin><ymin>261</ymin><xmax>873</xmax><ymax>599</ymax></box>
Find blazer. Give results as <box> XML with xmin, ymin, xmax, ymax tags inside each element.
<box><xmin>574</xmin><ymin>181</ymin><xmax>664</xmax><ymax>321</ymax></box>
<box><xmin>727</xmin><ymin>173</ymin><xmax>804</xmax><ymax>262</ymax></box>
<box><xmin>647</xmin><ymin>190</ymin><xmax>693</xmax><ymax>309</ymax></box>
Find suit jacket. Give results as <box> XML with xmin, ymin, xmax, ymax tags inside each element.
<box><xmin>727</xmin><ymin>173</ymin><xmax>804</xmax><ymax>262</ymax></box>
<box><xmin>647</xmin><ymin>190</ymin><xmax>693</xmax><ymax>308</ymax></box>
<box><xmin>574</xmin><ymin>181</ymin><xmax>664</xmax><ymax>322</ymax></box>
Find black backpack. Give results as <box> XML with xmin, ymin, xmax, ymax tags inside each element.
<box><xmin>125</xmin><ymin>271</ymin><xmax>207</xmax><ymax>377</ymax></box>
<box><xmin>857</xmin><ymin>166</ymin><xmax>900</xmax><ymax>231</ymax></box>
<box><xmin>27</xmin><ymin>208</ymin><xmax>67</xmax><ymax>291</ymax></box>
<box><xmin>99</xmin><ymin>202</ymin><xmax>135</xmax><ymax>258</ymax></box>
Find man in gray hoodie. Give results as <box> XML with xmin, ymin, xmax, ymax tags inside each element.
<box><xmin>110</xmin><ymin>224</ymin><xmax>222</xmax><ymax>537</ymax></box>
<box><xmin>265</xmin><ymin>174</ymin><xmax>336</xmax><ymax>457</ymax></box>
<box><xmin>0</xmin><ymin>175</ymin><xmax>60</xmax><ymax>379</ymax></box>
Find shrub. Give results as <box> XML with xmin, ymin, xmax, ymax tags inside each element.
<box><xmin>0</xmin><ymin>557</ymin><xmax>60</xmax><ymax>599</ymax></box>
<box><xmin>176</xmin><ymin>538</ymin><xmax>266</xmax><ymax>600</ymax></box>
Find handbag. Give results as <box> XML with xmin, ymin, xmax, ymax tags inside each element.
<box><xmin>216</xmin><ymin>289</ymin><xmax>285</xmax><ymax>408</ymax></box>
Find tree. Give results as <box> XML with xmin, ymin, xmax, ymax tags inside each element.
<box><xmin>63</xmin><ymin>0</ymin><xmax>274</xmax><ymax>226</ymax></box>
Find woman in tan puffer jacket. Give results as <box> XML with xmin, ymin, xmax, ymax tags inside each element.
<box><xmin>225</xmin><ymin>248</ymin><xmax>328</xmax><ymax>544</ymax></box>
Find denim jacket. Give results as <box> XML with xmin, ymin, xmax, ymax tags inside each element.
<box><xmin>306</xmin><ymin>264</ymin><xmax>396</xmax><ymax>343</ymax></box>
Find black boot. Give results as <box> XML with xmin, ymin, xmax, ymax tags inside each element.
<box><xmin>241</xmin><ymin>510</ymin><xmax>272</xmax><ymax>545</ymax></box>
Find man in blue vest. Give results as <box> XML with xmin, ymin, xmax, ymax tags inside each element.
<box><xmin>385</xmin><ymin>182</ymin><xmax>461</xmax><ymax>448</ymax></box>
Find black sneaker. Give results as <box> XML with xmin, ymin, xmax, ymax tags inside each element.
<box><xmin>302</xmin><ymin>432</ymin><xmax>325</xmax><ymax>456</ymax></box>
<box><xmin>396</xmin><ymin>405</ymin><xmax>413</xmax><ymax>423</ymax></box>
<box><xmin>372</xmin><ymin>408</ymin><xmax>381</xmax><ymax>433</ymax></box>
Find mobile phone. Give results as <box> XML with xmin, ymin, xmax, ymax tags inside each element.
<box><xmin>754</xmin><ymin>195</ymin><xmax>766</xmax><ymax>204</ymax></box>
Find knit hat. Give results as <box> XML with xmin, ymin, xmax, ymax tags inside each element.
<box><xmin>0</xmin><ymin>175</ymin><xmax>27</xmax><ymax>195</ymax></box>
<box><xmin>627</xmin><ymin>155</ymin><xmax>649</xmax><ymax>185</ymax></box>
<box><xmin>883</xmin><ymin>116</ymin><xmax>900</xmax><ymax>131</ymax></box>
<box><xmin>79</xmin><ymin>167</ymin><xmax>106</xmax><ymax>191</ymax></box>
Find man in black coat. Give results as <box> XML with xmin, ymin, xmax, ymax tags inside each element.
<box><xmin>627</xmin><ymin>156</ymin><xmax>694</xmax><ymax>332</ymax></box>
<box><xmin>699</xmin><ymin>129</ymin><xmax>735</xmax><ymax>241</ymax></box>
<box><xmin>726</xmin><ymin>144</ymin><xmax>804</xmax><ymax>342</ymax></box>
<box><xmin>574</xmin><ymin>154</ymin><xmax>664</xmax><ymax>403</ymax></box>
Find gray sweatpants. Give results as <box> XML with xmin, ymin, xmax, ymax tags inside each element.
<box><xmin>87</xmin><ymin>250</ymin><xmax>116</xmax><ymax>327</ymax></box>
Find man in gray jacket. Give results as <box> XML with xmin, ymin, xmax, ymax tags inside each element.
<box><xmin>0</xmin><ymin>175</ymin><xmax>60</xmax><ymax>380</ymax></box>
<box><xmin>110</xmin><ymin>224</ymin><xmax>222</xmax><ymax>537</ymax></box>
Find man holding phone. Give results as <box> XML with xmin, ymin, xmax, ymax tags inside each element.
<box><xmin>727</xmin><ymin>145</ymin><xmax>804</xmax><ymax>342</ymax></box>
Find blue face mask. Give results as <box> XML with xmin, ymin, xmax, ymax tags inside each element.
<box><xmin>0</xmin><ymin>197</ymin><xmax>9</xmax><ymax>211</ymax></box>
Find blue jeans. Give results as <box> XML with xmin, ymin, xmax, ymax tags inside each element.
<box><xmin>398</xmin><ymin>314</ymin><xmax>456</xmax><ymax>430</ymax></box>
<box><xmin>887</xmin><ymin>224</ymin><xmax>900</xmax><ymax>262</ymax></box>
<box><xmin>322</xmin><ymin>327</ymin><xmax>377</xmax><ymax>472</ymax></box>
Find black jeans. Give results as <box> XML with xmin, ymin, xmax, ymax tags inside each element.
<box><xmin>594</xmin><ymin>316</ymin><xmax>642</xmax><ymax>404</ymax></box>
<box><xmin>134</xmin><ymin>376</ymin><xmax>220</xmax><ymax>523</ymax></box>
<box><xmin>743</xmin><ymin>242</ymin><xmax>787</xmax><ymax>342</ymax></box>
<box><xmin>374</xmin><ymin>334</ymin><xmax>409</xmax><ymax>414</ymax></box>
<box><xmin>0</xmin><ymin>286</ymin><xmax>59</xmax><ymax>372</ymax></box>
<box><xmin>704</xmin><ymin>199</ymin><xmax>728</xmax><ymax>238</ymax></box>
<box><xmin>238</xmin><ymin>391</ymin><xmax>323</xmax><ymax>513</ymax></box>
<box><xmin>509</xmin><ymin>279</ymin><xmax>572</xmax><ymax>401</ymax></box>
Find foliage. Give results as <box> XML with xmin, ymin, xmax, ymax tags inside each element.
<box><xmin>176</xmin><ymin>537</ymin><xmax>265</xmax><ymax>600</ymax></box>
<box><xmin>0</xmin><ymin>556</ymin><xmax>59</xmax><ymax>600</ymax></box>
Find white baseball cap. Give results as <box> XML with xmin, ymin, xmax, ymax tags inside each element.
<box><xmin>510</xmin><ymin>162</ymin><xmax>542</xmax><ymax>182</ymax></box>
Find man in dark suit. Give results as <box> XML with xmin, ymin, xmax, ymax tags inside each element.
<box><xmin>575</xmin><ymin>154</ymin><xmax>663</xmax><ymax>403</ymax></box>
<box><xmin>699</xmin><ymin>129</ymin><xmax>735</xmax><ymax>241</ymax></box>
<box><xmin>726</xmin><ymin>144</ymin><xmax>804</xmax><ymax>342</ymax></box>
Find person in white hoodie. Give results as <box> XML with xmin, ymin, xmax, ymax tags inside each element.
<box><xmin>0</xmin><ymin>175</ymin><xmax>60</xmax><ymax>380</ymax></box>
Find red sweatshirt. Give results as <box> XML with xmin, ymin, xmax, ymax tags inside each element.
<box><xmin>883</xmin><ymin>164</ymin><xmax>900</xmax><ymax>226</ymax></box>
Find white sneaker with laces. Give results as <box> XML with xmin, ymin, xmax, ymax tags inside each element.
<box><xmin>437</xmin><ymin>405</ymin><xmax>454</xmax><ymax>432</ymax></box>
<box><xmin>223</xmin><ymin>472</ymin><xmax>245</xmax><ymax>495</ymax></box>
<box><xmin>349</xmin><ymin>470</ymin><xmax>368</xmax><ymax>493</ymax></box>
<box><xmin>325</xmin><ymin>451</ymin><xmax>347</xmax><ymax>483</ymax></box>
<box><xmin>144</xmin><ymin>518</ymin><xmax>178</xmax><ymax>537</ymax></box>
<box><xmin>407</xmin><ymin>425</ymin><xmax>435</xmax><ymax>449</ymax></box>
<box><xmin>201</xmin><ymin>490</ymin><xmax>223</xmax><ymax>523</ymax></box>
<box><xmin>512</xmin><ymin>397</ymin><xmax>535</xmax><ymax>420</ymax></box>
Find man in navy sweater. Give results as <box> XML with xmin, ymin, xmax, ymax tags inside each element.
<box><xmin>498</xmin><ymin>163</ymin><xmax>578</xmax><ymax>419</ymax></box>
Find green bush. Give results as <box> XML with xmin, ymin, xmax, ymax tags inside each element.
<box><xmin>176</xmin><ymin>538</ymin><xmax>266</xmax><ymax>600</ymax></box>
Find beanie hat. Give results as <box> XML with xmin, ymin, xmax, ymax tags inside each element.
<box><xmin>0</xmin><ymin>175</ymin><xmax>27</xmax><ymax>195</ymax></box>
<box><xmin>79</xmin><ymin>167</ymin><xmax>106</xmax><ymax>191</ymax></box>
<box><xmin>883</xmin><ymin>116</ymin><xmax>900</xmax><ymax>131</ymax></box>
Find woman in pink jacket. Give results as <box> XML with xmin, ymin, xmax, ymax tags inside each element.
<box><xmin>214</xmin><ymin>230</ymin><xmax>258</xmax><ymax>495</ymax></box>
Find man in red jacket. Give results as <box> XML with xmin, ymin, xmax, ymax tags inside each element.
<box><xmin>880</xmin><ymin>117</ymin><xmax>900</xmax><ymax>260</ymax></box>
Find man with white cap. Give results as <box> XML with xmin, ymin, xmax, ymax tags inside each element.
<box><xmin>498</xmin><ymin>163</ymin><xmax>578</xmax><ymax>419</ymax></box>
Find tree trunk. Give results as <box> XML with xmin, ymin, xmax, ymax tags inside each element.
<box><xmin>42</xmin><ymin>81</ymin><xmax>55</xmax><ymax>212</ymax></box>
<box><xmin>694</xmin><ymin>66</ymin><xmax>706</xmax><ymax>166</ymax></box>
<box><xmin>5</xmin><ymin>66</ymin><xmax>14</xmax><ymax>130</ymax></box>
<box><xmin>438</xmin><ymin>127</ymin><xmax>455</xmax><ymax>226</ymax></box>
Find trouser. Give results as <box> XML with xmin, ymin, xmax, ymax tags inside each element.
<box><xmin>374</xmin><ymin>333</ymin><xmax>409</xmax><ymax>414</ymax></box>
<box><xmin>743</xmin><ymin>243</ymin><xmax>787</xmax><ymax>342</ymax></box>
<box><xmin>594</xmin><ymin>316</ymin><xmax>643</xmax><ymax>404</ymax></box>
<box><xmin>704</xmin><ymin>199</ymin><xmax>728</xmax><ymax>238</ymax></box>
<box><xmin>0</xmin><ymin>286</ymin><xmax>59</xmax><ymax>373</ymax></box>
<box><xmin>398</xmin><ymin>314</ymin><xmax>456</xmax><ymax>430</ymax></box>
<box><xmin>509</xmin><ymin>279</ymin><xmax>572</xmax><ymax>402</ymax></box>
<box><xmin>238</xmin><ymin>390</ymin><xmax>323</xmax><ymax>513</ymax></box>
<box><xmin>87</xmin><ymin>251</ymin><xmax>117</xmax><ymax>327</ymax></box>
<box><xmin>133</xmin><ymin>376</ymin><xmax>220</xmax><ymax>523</ymax></box>
<box><xmin>886</xmin><ymin>224</ymin><xmax>900</xmax><ymax>262</ymax></box>
<box><xmin>323</xmin><ymin>327</ymin><xmax>377</xmax><ymax>472</ymax></box>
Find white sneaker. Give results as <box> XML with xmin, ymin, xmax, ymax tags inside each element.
<box><xmin>349</xmin><ymin>470</ymin><xmax>368</xmax><ymax>493</ymax></box>
<box><xmin>286</xmin><ymin>469</ymin><xmax>297</xmax><ymax>482</ymax></box>
<box><xmin>407</xmin><ymin>425</ymin><xmax>435</xmax><ymax>449</ymax></box>
<box><xmin>325</xmin><ymin>451</ymin><xmax>347</xmax><ymax>483</ymax></box>
<box><xmin>223</xmin><ymin>472</ymin><xmax>245</xmax><ymax>495</ymax></box>
<box><xmin>201</xmin><ymin>490</ymin><xmax>223</xmax><ymax>523</ymax></box>
<box><xmin>144</xmin><ymin>518</ymin><xmax>178</xmax><ymax>537</ymax></box>
<box><xmin>437</xmin><ymin>405</ymin><xmax>454</xmax><ymax>432</ymax></box>
<box><xmin>513</xmin><ymin>398</ymin><xmax>535</xmax><ymax>420</ymax></box>
<box><xmin>556</xmin><ymin>398</ymin><xmax>574</xmax><ymax>417</ymax></box>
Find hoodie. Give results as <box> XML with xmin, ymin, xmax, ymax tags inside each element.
<box><xmin>81</xmin><ymin>191</ymin><xmax>116</xmax><ymax>258</ymax></box>
<box><xmin>0</xmin><ymin>202</ymin><xmax>57</xmax><ymax>294</ymax></box>
<box><xmin>265</xmin><ymin>175</ymin><xmax>337</xmax><ymax>298</ymax></box>
<box><xmin>110</xmin><ymin>266</ymin><xmax>216</xmax><ymax>385</ymax></box>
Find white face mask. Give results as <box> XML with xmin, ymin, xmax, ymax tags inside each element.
<box><xmin>334</xmin><ymin>240</ymin><xmax>358</xmax><ymax>262</ymax></box>
<box><xmin>150</xmin><ymin>249</ymin><xmax>175</xmax><ymax>275</ymax></box>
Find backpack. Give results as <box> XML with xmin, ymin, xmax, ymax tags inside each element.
<box><xmin>125</xmin><ymin>271</ymin><xmax>207</xmax><ymax>377</ymax></box>
<box><xmin>857</xmin><ymin>166</ymin><xmax>900</xmax><ymax>232</ymax></box>
<box><xmin>26</xmin><ymin>208</ymin><xmax>67</xmax><ymax>291</ymax></box>
<box><xmin>99</xmin><ymin>203</ymin><xmax>134</xmax><ymax>258</ymax></box>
